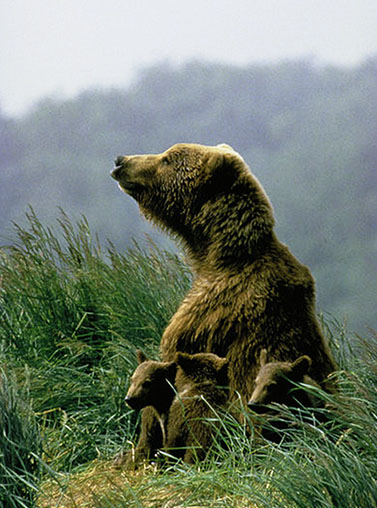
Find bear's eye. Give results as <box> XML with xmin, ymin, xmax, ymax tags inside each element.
<box><xmin>161</xmin><ymin>157</ymin><xmax>170</xmax><ymax>166</ymax></box>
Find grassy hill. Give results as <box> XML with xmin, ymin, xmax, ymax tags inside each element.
<box><xmin>0</xmin><ymin>213</ymin><xmax>376</xmax><ymax>507</ymax></box>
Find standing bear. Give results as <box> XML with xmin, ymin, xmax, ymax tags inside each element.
<box><xmin>111</xmin><ymin>143</ymin><xmax>337</xmax><ymax>465</ymax></box>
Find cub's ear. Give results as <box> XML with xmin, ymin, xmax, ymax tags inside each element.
<box><xmin>165</xmin><ymin>361</ymin><xmax>177</xmax><ymax>379</ymax></box>
<box><xmin>259</xmin><ymin>349</ymin><xmax>268</xmax><ymax>368</ymax></box>
<box><xmin>291</xmin><ymin>355</ymin><xmax>312</xmax><ymax>380</ymax></box>
<box><xmin>174</xmin><ymin>352</ymin><xmax>192</xmax><ymax>371</ymax></box>
<box><xmin>136</xmin><ymin>349</ymin><xmax>148</xmax><ymax>365</ymax></box>
<box><xmin>215</xmin><ymin>356</ymin><xmax>228</xmax><ymax>371</ymax></box>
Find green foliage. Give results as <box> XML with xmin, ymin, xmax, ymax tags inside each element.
<box><xmin>0</xmin><ymin>211</ymin><xmax>376</xmax><ymax>506</ymax></box>
<box><xmin>0</xmin><ymin>369</ymin><xmax>43</xmax><ymax>507</ymax></box>
<box><xmin>0</xmin><ymin>210</ymin><xmax>190</xmax><ymax>472</ymax></box>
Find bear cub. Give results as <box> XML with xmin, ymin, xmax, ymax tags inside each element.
<box><xmin>248</xmin><ymin>349</ymin><xmax>323</xmax><ymax>411</ymax></box>
<box><xmin>248</xmin><ymin>349</ymin><xmax>326</xmax><ymax>441</ymax></box>
<box><xmin>126</xmin><ymin>350</ymin><xmax>229</xmax><ymax>464</ymax></box>
<box><xmin>165</xmin><ymin>352</ymin><xmax>229</xmax><ymax>464</ymax></box>
<box><xmin>125</xmin><ymin>350</ymin><xmax>176</xmax><ymax>447</ymax></box>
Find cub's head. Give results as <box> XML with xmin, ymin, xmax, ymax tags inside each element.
<box><xmin>125</xmin><ymin>350</ymin><xmax>176</xmax><ymax>411</ymax></box>
<box><xmin>111</xmin><ymin>143</ymin><xmax>254</xmax><ymax>231</ymax></box>
<box><xmin>248</xmin><ymin>349</ymin><xmax>312</xmax><ymax>411</ymax></box>
<box><xmin>174</xmin><ymin>351</ymin><xmax>229</xmax><ymax>388</ymax></box>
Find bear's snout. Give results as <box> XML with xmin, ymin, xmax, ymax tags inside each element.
<box><xmin>247</xmin><ymin>401</ymin><xmax>270</xmax><ymax>414</ymax></box>
<box><xmin>111</xmin><ymin>156</ymin><xmax>127</xmax><ymax>180</ymax></box>
<box><xmin>115</xmin><ymin>155</ymin><xmax>126</xmax><ymax>167</ymax></box>
<box><xmin>125</xmin><ymin>395</ymin><xmax>141</xmax><ymax>410</ymax></box>
<box><xmin>111</xmin><ymin>156</ymin><xmax>146</xmax><ymax>196</ymax></box>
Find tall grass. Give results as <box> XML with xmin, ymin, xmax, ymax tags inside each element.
<box><xmin>0</xmin><ymin>368</ymin><xmax>43</xmax><ymax>507</ymax></box>
<box><xmin>1</xmin><ymin>209</ymin><xmax>376</xmax><ymax>507</ymax></box>
<box><xmin>95</xmin><ymin>333</ymin><xmax>377</xmax><ymax>507</ymax></box>
<box><xmin>0</xmin><ymin>208</ymin><xmax>190</xmax><ymax>475</ymax></box>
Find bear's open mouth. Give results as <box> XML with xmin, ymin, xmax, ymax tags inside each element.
<box><xmin>247</xmin><ymin>402</ymin><xmax>271</xmax><ymax>414</ymax></box>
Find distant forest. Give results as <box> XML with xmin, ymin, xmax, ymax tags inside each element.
<box><xmin>1</xmin><ymin>58</ymin><xmax>376</xmax><ymax>332</ymax></box>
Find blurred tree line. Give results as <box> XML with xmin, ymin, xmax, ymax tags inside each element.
<box><xmin>0</xmin><ymin>58</ymin><xmax>376</xmax><ymax>332</ymax></box>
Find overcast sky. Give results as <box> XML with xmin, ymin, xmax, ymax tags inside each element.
<box><xmin>1</xmin><ymin>0</ymin><xmax>377</xmax><ymax>116</ymax></box>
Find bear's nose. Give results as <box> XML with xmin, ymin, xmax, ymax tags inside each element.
<box><xmin>125</xmin><ymin>395</ymin><xmax>137</xmax><ymax>409</ymax></box>
<box><xmin>111</xmin><ymin>166</ymin><xmax>121</xmax><ymax>180</ymax></box>
<box><xmin>114</xmin><ymin>156</ymin><xmax>125</xmax><ymax>167</ymax></box>
<box><xmin>111</xmin><ymin>156</ymin><xmax>126</xmax><ymax>180</ymax></box>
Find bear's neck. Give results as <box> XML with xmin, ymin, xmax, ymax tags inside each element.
<box><xmin>183</xmin><ymin>183</ymin><xmax>276</xmax><ymax>273</ymax></box>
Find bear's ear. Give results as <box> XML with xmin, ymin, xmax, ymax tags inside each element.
<box><xmin>259</xmin><ymin>349</ymin><xmax>268</xmax><ymax>367</ymax></box>
<box><xmin>165</xmin><ymin>361</ymin><xmax>177</xmax><ymax>380</ymax></box>
<box><xmin>216</xmin><ymin>143</ymin><xmax>235</xmax><ymax>151</ymax></box>
<box><xmin>203</xmin><ymin>144</ymin><xmax>244</xmax><ymax>181</ymax></box>
<box><xmin>215</xmin><ymin>357</ymin><xmax>228</xmax><ymax>371</ymax></box>
<box><xmin>291</xmin><ymin>355</ymin><xmax>312</xmax><ymax>380</ymax></box>
<box><xmin>216</xmin><ymin>357</ymin><xmax>229</xmax><ymax>383</ymax></box>
<box><xmin>202</xmin><ymin>150</ymin><xmax>225</xmax><ymax>173</ymax></box>
<box><xmin>174</xmin><ymin>352</ymin><xmax>192</xmax><ymax>372</ymax></box>
<box><xmin>136</xmin><ymin>349</ymin><xmax>148</xmax><ymax>364</ymax></box>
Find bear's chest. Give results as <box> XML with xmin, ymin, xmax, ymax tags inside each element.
<box><xmin>160</xmin><ymin>274</ymin><xmax>268</xmax><ymax>359</ymax></box>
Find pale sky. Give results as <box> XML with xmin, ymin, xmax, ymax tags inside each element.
<box><xmin>1</xmin><ymin>0</ymin><xmax>377</xmax><ymax>116</ymax></box>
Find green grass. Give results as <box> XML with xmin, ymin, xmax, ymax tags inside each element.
<box><xmin>0</xmin><ymin>209</ymin><xmax>189</xmax><ymax>476</ymax></box>
<box><xmin>0</xmin><ymin>368</ymin><xmax>44</xmax><ymax>507</ymax></box>
<box><xmin>0</xmin><ymin>209</ymin><xmax>376</xmax><ymax>507</ymax></box>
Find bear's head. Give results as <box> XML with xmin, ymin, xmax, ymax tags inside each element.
<box><xmin>112</xmin><ymin>143</ymin><xmax>243</xmax><ymax>223</ymax></box>
<box><xmin>248</xmin><ymin>349</ymin><xmax>312</xmax><ymax>411</ymax></box>
<box><xmin>174</xmin><ymin>351</ymin><xmax>229</xmax><ymax>389</ymax></box>
<box><xmin>125</xmin><ymin>349</ymin><xmax>176</xmax><ymax>413</ymax></box>
<box><xmin>111</xmin><ymin>143</ymin><xmax>274</xmax><ymax>266</ymax></box>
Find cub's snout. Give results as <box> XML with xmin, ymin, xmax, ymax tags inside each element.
<box><xmin>247</xmin><ymin>400</ymin><xmax>270</xmax><ymax>414</ymax></box>
<box><xmin>124</xmin><ymin>395</ymin><xmax>143</xmax><ymax>410</ymax></box>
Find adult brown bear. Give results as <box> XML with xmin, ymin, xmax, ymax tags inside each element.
<box><xmin>111</xmin><ymin>143</ymin><xmax>336</xmax><ymax>465</ymax></box>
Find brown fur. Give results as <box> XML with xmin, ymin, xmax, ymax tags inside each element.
<box><xmin>247</xmin><ymin>349</ymin><xmax>326</xmax><ymax>442</ymax></box>
<box><xmin>112</xmin><ymin>143</ymin><xmax>337</xmax><ymax>464</ymax></box>
<box><xmin>165</xmin><ymin>352</ymin><xmax>229</xmax><ymax>463</ymax></box>
<box><xmin>248</xmin><ymin>349</ymin><xmax>322</xmax><ymax>410</ymax></box>
<box><xmin>125</xmin><ymin>350</ymin><xmax>176</xmax><ymax>452</ymax></box>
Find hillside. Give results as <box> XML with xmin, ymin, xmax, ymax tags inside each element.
<box><xmin>0</xmin><ymin>215</ymin><xmax>376</xmax><ymax>506</ymax></box>
<box><xmin>1</xmin><ymin>58</ymin><xmax>376</xmax><ymax>331</ymax></box>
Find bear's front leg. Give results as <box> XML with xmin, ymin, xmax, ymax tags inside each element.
<box><xmin>114</xmin><ymin>406</ymin><xmax>163</xmax><ymax>470</ymax></box>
